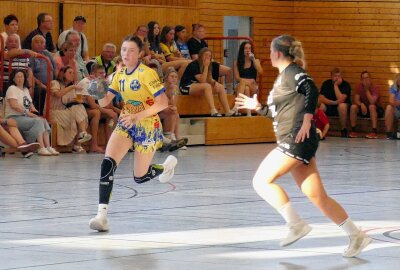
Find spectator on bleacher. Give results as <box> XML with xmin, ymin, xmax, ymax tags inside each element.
<box><xmin>319</xmin><ymin>68</ymin><xmax>351</xmax><ymax>137</ymax></box>
<box><xmin>53</xmin><ymin>41</ymin><xmax>79</xmax><ymax>82</ymax></box>
<box><xmin>174</xmin><ymin>25</ymin><xmax>191</xmax><ymax>60</ymax></box>
<box><xmin>1</xmin><ymin>14</ymin><xmax>21</xmax><ymax>49</ymax></box>
<box><xmin>134</xmin><ymin>25</ymin><xmax>152</xmax><ymax>65</ymax></box>
<box><xmin>147</xmin><ymin>21</ymin><xmax>166</xmax><ymax>64</ymax></box>
<box><xmin>78</xmin><ymin>64</ymin><xmax>117</xmax><ymax>153</ymax></box>
<box><xmin>159</xmin><ymin>67</ymin><xmax>187</xmax><ymax>147</ymax></box>
<box><xmin>57</xmin><ymin>16</ymin><xmax>89</xmax><ymax>62</ymax></box>
<box><xmin>159</xmin><ymin>26</ymin><xmax>191</xmax><ymax>78</ymax></box>
<box><xmin>29</xmin><ymin>35</ymin><xmax>56</xmax><ymax>115</ymax></box>
<box><xmin>5</xmin><ymin>69</ymin><xmax>58</xmax><ymax>156</ymax></box>
<box><xmin>384</xmin><ymin>73</ymin><xmax>400</xmax><ymax>139</ymax></box>
<box><xmin>86</xmin><ymin>43</ymin><xmax>116</xmax><ymax>76</ymax></box>
<box><xmin>233</xmin><ymin>41</ymin><xmax>263</xmax><ymax>116</ymax></box>
<box><xmin>0</xmin><ymin>116</ymin><xmax>40</xmax><ymax>157</ymax></box>
<box><xmin>3</xmin><ymin>34</ymin><xmax>36</xmax><ymax>96</ymax></box>
<box><xmin>179</xmin><ymin>47</ymin><xmax>235</xmax><ymax>117</ymax></box>
<box><xmin>22</xmin><ymin>13</ymin><xmax>56</xmax><ymax>53</ymax></box>
<box><xmin>187</xmin><ymin>24</ymin><xmax>233</xmax><ymax>93</ymax></box>
<box><xmin>49</xmin><ymin>65</ymin><xmax>92</xmax><ymax>152</ymax></box>
<box><xmin>349</xmin><ymin>71</ymin><xmax>383</xmax><ymax>139</ymax></box>
<box><xmin>64</xmin><ymin>30</ymin><xmax>88</xmax><ymax>81</ymax></box>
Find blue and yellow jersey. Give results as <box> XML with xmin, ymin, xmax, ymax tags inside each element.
<box><xmin>109</xmin><ymin>63</ymin><xmax>165</xmax><ymax>114</ymax></box>
<box><xmin>109</xmin><ymin>63</ymin><xmax>165</xmax><ymax>152</ymax></box>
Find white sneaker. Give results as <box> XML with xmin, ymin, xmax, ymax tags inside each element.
<box><xmin>78</xmin><ymin>131</ymin><xmax>92</xmax><ymax>143</ymax></box>
<box><xmin>342</xmin><ymin>231</ymin><xmax>372</xmax><ymax>257</ymax></box>
<box><xmin>37</xmin><ymin>147</ymin><xmax>52</xmax><ymax>156</ymax></box>
<box><xmin>47</xmin><ymin>147</ymin><xmax>60</xmax><ymax>156</ymax></box>
<box><xmin>280</xmin><ymin>220</ymin><xmax>312</xmax><ymax>247</ymax></box>
<box><xmin>159</xmin><ymin>155</ymin><xmax>177</xmax><ymax>183</ymax></box>
<box><xmin>89</xmin><ymin>215</ymin><xmax>109</xmax><ymax>232</ymax></box>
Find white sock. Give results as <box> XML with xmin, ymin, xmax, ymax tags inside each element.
<box><xmin>277</xmin><ymin>202</ymin><xmax>302</xmax><ymax>224</ymax></box>
<box><xmin>339</xmin><ymin>218</ymin><xmax>360</xmax><ymax>236</ymax></box>
<box><xmin>97</xmin><ymin>204</ymin><xmax>108</xmax><ymax>217</ymax></box>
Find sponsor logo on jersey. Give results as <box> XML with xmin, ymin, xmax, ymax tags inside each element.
<box><xmin>130</xmin><ymin>79</ymin><xmax>141</xmax><ymax>91</ymax></box>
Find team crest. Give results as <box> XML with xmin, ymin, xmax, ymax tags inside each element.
<box><xmin>130</xmin><ymin>79</ymin><xmax>141</xmax><ymax>91</ymax></box>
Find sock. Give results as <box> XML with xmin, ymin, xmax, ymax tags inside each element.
<box><xmin>134</xmin><ymin>164</ymin><xmax>164</xmax><ymax>184</ymax></box>
<box><xmin>97</xmin><ymin>204</ymin><xmax>108</xmax><ymax>217</ymax></box>
<box><xmin>339</xmin><ymin>218</ymin><xmax>360</xmax><ymax>236</ymax></box>
<box><xmin>277</xmin><ymin>202</ymin><xmax>302</xmax><ymax>224</ymax></box>
<box><xmin>99</xmin><ymin>157</ymin><xmax>117</xmax><ymax>204</ymax></box>
<box><xmin>210</xmin><ymin>108</ymin><xmax>218</xmax><ymax>115</ymax></box>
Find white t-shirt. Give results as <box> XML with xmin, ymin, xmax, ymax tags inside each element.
<box><xmin>57</xmin><ymin>28</ymin><xmax>88</xmax><ymax>57</ymax></box>
<box><xmin>5</xmin><ymin>85</ymin><xmax>32</xmax><ymax>117</ymax></box>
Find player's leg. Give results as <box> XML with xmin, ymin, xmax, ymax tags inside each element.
<box><xmin>292</xmin><ymin>158</ymin><xmax>371</xmax><ymax>257</ymax></box>
<box><xmin>252</xmin><ymin>148</ymin><xmax>308</xmax><ymax>246</ymax></box>
<box><xmin>89</xmin><ymin>131</ymin><xmax>132</xmax><ymax>232</ymax></box>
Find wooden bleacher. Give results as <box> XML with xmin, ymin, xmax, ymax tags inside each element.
<box><xmin>176</xmin><ymin>94</ymin><xmax>276</xmax><ymax>145</ymax></box>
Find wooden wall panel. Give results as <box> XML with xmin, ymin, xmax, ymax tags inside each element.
<box><xmin>0</xmin><ymin>1</ymin><xmax>59</xmax><ymax>47</ymax></box>
<box><xmin>198</xmin><ymin>0</ymin><xmax>294</xmax><ymax>102</ymax></box>
<box><xmin>293</xmin><ymin>1</ymin><xmax>400</xmax><ymax>105</ymax></box>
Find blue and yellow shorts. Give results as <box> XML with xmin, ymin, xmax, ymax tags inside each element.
<box><xmin>114</xmin><ymin>116</ymin><xmax>163</xmax><ymax>153</ymax></box>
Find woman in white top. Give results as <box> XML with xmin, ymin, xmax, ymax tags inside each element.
<box><xmin>5</xmin><ymin>69</ymin><xmax>58</xmax><ymax>156</ymax></box>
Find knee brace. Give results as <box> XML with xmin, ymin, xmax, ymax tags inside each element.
<box><xmin>134</xmin><ymin>164</ymin><xmax>163</xmax><ymax>184</ymax></box>
<box><xmin>99</xmin><ymin>157</ymin><xmax>117</xmax><ymax>204</ymax></box>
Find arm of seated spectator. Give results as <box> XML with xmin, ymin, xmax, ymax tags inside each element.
<box><xmin>319</xmin><ymin>94</ymin><xmax>338</xmax><ymax>106</ymax></box>
<box><xmin>366</xmin><ymin>88</ymin><xmax>378</xmax><ymax>105</ymax></box>
<box><xmin>6</xmin><ymin>48</ymin><xmax>37</xmax><ymax>59</ymax></box>
<box><xmin>353</xmin><ymin>94</ymin><xmax>361</xmax><ymax>106</ymax></box>
<box><xmin>389</xmin><ymin>93</ymin><xmax>400</xmax><ymax>107</ymax></box>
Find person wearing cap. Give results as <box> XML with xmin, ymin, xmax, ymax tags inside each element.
<box><xmin>57</xmin><ymin>16</ymin><xmax>89</xmax><ymax>61</ymax></box>
<box><xmin>22</xmin><ymin>13</ymin><xmax>56</xmax><ymax>53</ymax></box>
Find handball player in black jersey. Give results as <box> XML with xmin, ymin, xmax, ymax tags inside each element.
<box><xmin>235</xmin><ymin>35</ymin><xmax>371</xmax><ymax>257</ymax></box>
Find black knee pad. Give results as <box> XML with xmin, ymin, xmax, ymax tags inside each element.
<box><xmin>134</xmin><ymin>165</ymin><xmax>163</xmax><ymax>184</ymax></box>
<box><xmin>99</xmin><ymin>157</ymin><xmax>117</xmax><ymax>204</ymax></box>
<box><xmin>101</xmin><ymin>157</ymin><xmax>117</xmax><ymax>182</ymax></box>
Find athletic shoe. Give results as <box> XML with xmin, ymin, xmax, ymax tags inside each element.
<box><xmin>225</xmin><ymin>109</ymin><xmax>236</xmax><ymax>117</ymax></box>
<box><xmin>78</xmin><ymin>131</ymin><xmax>92</xmax><ymax>143</ymax></box>
<box><xmin>342</xmin><ymin>231</ymin><xmax>372</xmax><ymax>257</ymax></box>
<box><xmin>38</xmin><ymin>147</ymin><xmax>53</xmax><ymax>156</ymax></box>
<box><xmin>365</xmin><ymin>132</ymin><xmax>378</xmax><ymax>139</ymax></box>
<box><xmin>72</xmin><ymin>145</ymin><xmax>86</xmax><ymax>153</ymax></box>
<box><xmin>280</xmin><ymin>220</ymin><xmax>312</xmax><ymax>247</ymax></box>
<box><xmin>89</xmin><ymin>215</ymin><xmax>109</xmax><ymax>232</ymax></box>
<box><xmin>17</xmin><ymin>142</ymin><xmax>40</xmax><ymax>153</ymax></box>
<box><xmin>159</xmin><ymin>155</ymin><xmax>178</xmax><ymax>183</ymax></box>
<box><xmin>348</xmin><ymin>131</ymin><xmax>358</xmax><ymax>138</ymax></box>
<box><xmin>47</xmin><ymin>147</ymin><xmax>60</xmax><ymax>155</ymax></box>
<box><xmin>168</xmin><ymin>138</ymin><xmax>188</xmax><ymax>152</ymax></box>
<box><xmin>22</xmin><ymin>151</ymin><xmax>34</xmax><ymax>158</ymax></box>
<box><xmin>210</xmin><ymin>112</ymin><xmax>222</xmax><ymax>117</ymax></box>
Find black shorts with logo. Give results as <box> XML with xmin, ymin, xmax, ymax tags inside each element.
<box><xmin>276</xmin><ymin>125</ymin><xmax>319</xmax><ymax>165</ymax></box>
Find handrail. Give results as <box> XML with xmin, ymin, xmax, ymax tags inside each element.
<box><xmin>9</xmin><ymin>53</ymin><xmax>52</xmax><ymax>120</ymax></box>
<box><xmin>204</xmin><ymin>36</ymin><xmax>254</xmax><ymax>48</ymax></box>
<box><xmin>0</xmin><ymin>35</ymin><xmax>5</xmax><ymax>94</ymax></box>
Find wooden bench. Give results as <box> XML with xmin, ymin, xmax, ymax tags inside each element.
<box><xmin>176</xmin><ymin>94</ymin><xmax>236</xmax><ymax>117</ymax></box>
<box><xmin>327</xmin><ymin>116</ymin><xmax>394</xmax><ymax>137</ymax></box>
